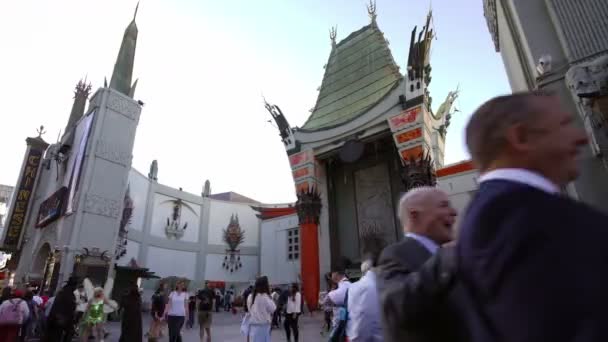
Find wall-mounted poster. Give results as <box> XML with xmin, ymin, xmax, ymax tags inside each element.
<box><xmin>36</xmin><ymin>187</ymin><xmax>68</xmax><ymax>228</ymax></box>
<box><xmin>65</xmin><ymin>110</ymin><xmax>95</xmax><ymax>215</ymax></box>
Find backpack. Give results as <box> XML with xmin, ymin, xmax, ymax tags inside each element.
<box><xmin>0</xmin><ymin>299</ymin><xmax>24</xmax><ymax>325</ymax></box>
<box><xmin>197</xmin><ymin>290</ymin><xmax>213</xmax><ymax>311</ymax></box>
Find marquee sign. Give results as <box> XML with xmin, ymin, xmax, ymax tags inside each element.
<box><xmin>3</xmin><ymin>149</ymin><xmax>43</xmax><ymax>250</ymax></box>
<box><xmin>36</xmin><ymin>187</ymin><xmax>68</xmax><ymax>228</ymax></box>
<box><xmin>394</xmin><ymin>127</ymin><xmax>422</xmax><ymax>145</ymax></box>
<box><xmin>292</xmin><ymin>166</ymin><xmax>311</xmax><ymax>180</ymax></box>
<box><xmin>288</xmin><ymin>150</ymin><xmax>312</xmax><ymax>168</ymax></box>
<box><xmin>388</xmin><ymin>106</ymin><xmax>422</xmax><ymax>132</ymax></box>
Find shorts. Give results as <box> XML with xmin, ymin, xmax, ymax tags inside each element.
<box><xmin>198</xmin><ymin>311</ymin><xmax>212</xmax><ymax>328</ymax></box>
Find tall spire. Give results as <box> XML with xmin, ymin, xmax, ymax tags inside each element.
<box><xmin>65</xmin><ymin>79</ymin><xmax>92</xmax><ymax>133</ymax></box>
<box><xmin>109</xmin><ymin>2</ymin><xmax>139</xmax><ymax>97</ymax></box>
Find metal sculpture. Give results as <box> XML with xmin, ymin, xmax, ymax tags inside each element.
<box><xmin>115</xmin><ymin>185</ymin><xmax>133</xmax><ymax>260</ymax></box>
<box><xmin>295</xmin><ymin>187</ymin><xmax>322</xmax><ymax>225</ymax></box>
<box><xmin>264</xmin><ymin>100</ymin><xmax>293</xmax><ymax>144</ymax></box>
<box><xmin>222</xmin><ymin>214</ymin><xmax>245</xmax><ymax>272</ymax></box>
<box><xmin>400</xmin><ymin>152</ymin><xmax>436</xmax><ymax>191</ymax></box>
<box><xmin>165</xmin><ymin>199</ymin><xmax>188</xmax><ymax>239</ymax></box>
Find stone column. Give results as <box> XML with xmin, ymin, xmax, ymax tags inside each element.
<box><xmin>295</xmin><ymin>187</ymin><xmax>321</xmax><ymax>311</ymax></box>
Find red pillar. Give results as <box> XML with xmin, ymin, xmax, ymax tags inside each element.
<box><xmin>296</xmin><ymin>187</ymin><xmax>321</xmax><ymax>311</ymax></box>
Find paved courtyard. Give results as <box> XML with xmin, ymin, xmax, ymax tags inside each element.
<box><xmin>105</xmin><ymin>310</ymin><xmax>327</xmax><ymax>341</ymax></box>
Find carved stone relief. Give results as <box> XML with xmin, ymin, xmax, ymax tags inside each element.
<box><xmin>84</xmin><ymin>194</ymin><xmax>121</xmax><ymax>218</ymax></box>
<box><xmin>566</xmin><ymin>55</ymin><xmax>608</xmax><ymax>160</ymax></box>
<box><xmin>354</xmin><ymin>163</ymin><xmax>396</xmax><ymax>247</ymax></box>
<box><xmin>106</xmin><ymin>93</ymin><xmax>141</xmax><ymax>121</ymax></box>
<box><xmin>95</xmin><ymin>140</ymin><xmax>132</xmax><ymax>166</ymax></box>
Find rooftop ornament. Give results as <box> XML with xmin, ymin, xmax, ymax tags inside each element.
<box><xmin>367</xmin><ymin>0</ymin><xmax>377</xmax><ymax>24</ymax></box>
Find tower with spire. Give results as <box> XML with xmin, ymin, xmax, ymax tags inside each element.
<box><xmin>13</xmin><ymin>3</ymin><xmax>145</xmax><ymax>289</ymax></box>
<box><xmin>109</xmin><ymin>3</ymin><xmax>139</xmax><ymax>98</ymax></box>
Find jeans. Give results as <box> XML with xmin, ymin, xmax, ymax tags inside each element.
<box><xmin>284</xmin><ymin>313</ymin><xmax>299</xmax><ymax>341</ymax></box>
<box><xmin>167</xmin><ymin>315</ymin><xmax>185</xmax><ymax>342</ymax></box>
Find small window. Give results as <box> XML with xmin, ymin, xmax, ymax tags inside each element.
<box><xmin>286</xmin><ymin>228</ymin><xmax>300</xmax><ymax>261</ymax></box>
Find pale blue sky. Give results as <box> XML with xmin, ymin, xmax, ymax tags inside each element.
<box><xmin>0</xmin><ymin>0</ymin><xmax>510</xmax><ymax>203</ymax></box>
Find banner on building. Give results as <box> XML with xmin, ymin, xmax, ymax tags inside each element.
<box><xmin>2</xmin><ymin>148</ymin><xmax>43</xmax><ymax>250</ymax></box>
<box><xmin>65</xmin><ymin>111</ymin><xmax>95</xmax><ymax>215</ymax></box>
<box><xmin>36</xmin><ymin>187</ymin><xmax>68</xmax><ymax>228</ymax></box>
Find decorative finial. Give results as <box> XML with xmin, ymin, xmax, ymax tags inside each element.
<box><xmin>330</xmin><ymin>26</ymin><xmax>337</xmax><ymax>47</ymax></box>
<box><xmin>133</xmin><ymin>1</ymin><xmax>139</xmax><ymax>21</ymax></box>
<box><xmin>367</xmin><ymin>0</ymin><xmax>377</xmax><ymax>23</ymax></box>
<box><xmin>36</xmin><ymin>125</ymin><xmax>46</xmax><ymax>138</ymax></box>
<box><xmin>104</xmin><ymin>77</ymin><xmax>108</xmax><ymax>88</ymax></box>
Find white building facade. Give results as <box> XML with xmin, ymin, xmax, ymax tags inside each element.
<box><xmin>121</xmin><ymin>168</ymin><xmax>263</xmax><ymax>290</ymax></box>
<box><xmin>483</xmin><ymin>0</ymin><xmax>608</xmax><ymax>212</ymax></box>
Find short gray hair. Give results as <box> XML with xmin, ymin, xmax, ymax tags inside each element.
<box><xmin>465</xmin><ymin>91</ymin><xmax>553</xmax><ymax>170</ymax></box>
<box><xmin>397</xmin><ymin>186</ymin><xmax>440</xmax><ymax>230</ymax></box>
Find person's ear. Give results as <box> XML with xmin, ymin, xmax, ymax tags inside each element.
<box><xmin>409</xmin><ymin>208</ymin><xmax>418</xmax><ymax>220</ymax></box>
<box><xmin>505</xmin><ymin>123</ymin><xmax>534</xmax><ymax>152</ymax></box>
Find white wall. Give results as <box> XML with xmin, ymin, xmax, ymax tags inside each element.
<box><xmin>437</xmin><ymin>170</ymin><xmax>479</xmax><ymax>233</ymax></box>
<box><xmin>117</xmin><ymin>240</ymin><xmax>141</xmax><ymax>266</ymax></box>
<box><xmin>204</xmin><ymin>254</ymin><xmax>258</xmax><ymax>284</ymax></box>
<box><xmin>260</xmin><ymin>214</ymin><xmax>300</xmax><ymax>286</ymax></box>
<box><xmin>127</xmin><ymin>169</ymin><xmax>150</xmax><ymax>232</ymax></box>
<box><xmin>150</xmin><ymin>193</ymin><xmax>200</xmax><ymax>242</ymax></box>
<box><xmin>146</xmin><ymin>245</ymin><xmax>197</xmax><ymax>279</ymax></box>
<box><xmin>207</xmin><ymin>200</ymin><xmax>259</xmax><ymax>247</ymax></box>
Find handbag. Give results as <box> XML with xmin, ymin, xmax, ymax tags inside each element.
<box><xmin>328</xmin><ymin>290</ymin><xmax>349</xmax><ymax>342</ymax></box>
<box><xmin>240</xmin><ymin>312</ymin><xmax>251</xmax><ymax>337</ymax></box>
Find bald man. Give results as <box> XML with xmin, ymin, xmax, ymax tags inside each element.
<box><xmin>377</xmin><ymin>187</ymin><xmax>466</xmax><ymax>342</ymax></box>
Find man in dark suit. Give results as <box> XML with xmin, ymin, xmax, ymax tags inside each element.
<box><xmin>377</xmin><ymin>187</ymin><xmax>465</xmax><ymax>342</ymax></box>
<box><xmin>459</xmin><ymin>92</ymin><xmax>608</xmax><ymax>341</ymax></box>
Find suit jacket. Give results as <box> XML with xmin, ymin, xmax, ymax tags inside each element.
<box><xmin>458</xmin><ymin>180</ymin><xmax>608</xmax><ymax>342</ymax></box>
<box><xmin>377</xmin><ymin>237</ymin><xmax>467</xmax><ymax>342</ymax></box>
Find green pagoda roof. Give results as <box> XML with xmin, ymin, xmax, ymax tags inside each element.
<box><xmin>301</xmin><ymin>23</ymin><xmax>402</xmax><ymax>131</ymax></box>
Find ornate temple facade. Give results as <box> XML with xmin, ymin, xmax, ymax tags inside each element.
<box><xmin>265</xmin><ymin>4</ymin><xmax>460</xmax><ymax>306</ymax></box>
<box><xmin>0</xmin><ymin>6</ymin><xmax>300</xmax><ymax>295</ymax></box>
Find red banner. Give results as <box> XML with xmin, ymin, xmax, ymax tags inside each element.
<box><xmin>292</xmin><ymin>167</ymin><xmax>310</xmax><ymax>179</ymax></box>
<box><xmin>389</xmin><ymin>106</ymin><xmax>421</xmax><ymax>131</ymax></box>
<box><xmin>395</xmin><ymin>127</ymin><xmax>422</xmax><ymax>144</ymax></box>
<box><xmin>288</xmin><ymin>150</ymin><xmax>311</xmax><ymax>168</ymax></box>
<box><xmin>400</xmin><ymin>145</ymin><xmax>424</xmax><ymax>161</ymax></box>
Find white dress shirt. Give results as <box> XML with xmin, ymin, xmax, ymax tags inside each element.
<box><xmin>346</xmin><ymin>270</ymin><xmax>383</xmax><ymax>342</ymax></box>
<box><xmin>285</xmin><ymin>292</ymin><xmax>301</xmax><ymax>314</ymax></box>
<box><xmin>479</xmin><ymin>168</ymin><xmax>559</xmax><ymax>194</ymax></box>
<box><xmin>405</xmin><ymin>232</ymin><xmax>439</xmax><ymax>255</ymax></box>
<box><xmin>327</xmin><ymin>278</ymin><xmax>351</xmax><ymax>305</ymax></box>
<box><xmin>327</xmin><ymin>278</ymin><xmax>352</xmax><ymax>328</ymax></box>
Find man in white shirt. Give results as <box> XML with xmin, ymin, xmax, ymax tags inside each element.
<box><xmin>347</xmin><ymin>259</ymin><xmax>383</xmax><ymax>342</ymax></box>
<box><xmin>325</xmin><ymin>270</ymin><xmax>351</xmax><ymax>329</ymax></box>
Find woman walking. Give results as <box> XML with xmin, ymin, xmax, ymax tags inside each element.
<box><xmin>164</xmin><ymin>281</ymin><xmax>188</xmax><ymax>342</ymax></box>
<box><xmin>148</xmin><ymin>283</ymin><xmax>166</xmax><ymax>340</ymax></box>
<box><xmin>246</xmin><ymin>276</ymin><xmax>276</xmax><ymax>342</ymax></box>
<box><xmin>284</xmin><ymin>284</ymin><xmax>301</xmax><ymax>342</ymax></box>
